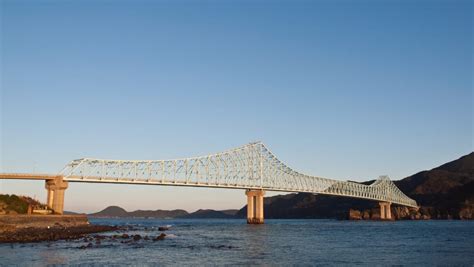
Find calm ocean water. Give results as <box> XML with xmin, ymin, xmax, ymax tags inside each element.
<box><xmin>1</xmin><ymin>218</ymin><xmax>473</xmax><ymax>266</ymax></box>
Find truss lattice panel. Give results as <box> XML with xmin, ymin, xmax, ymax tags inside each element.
<box><xmin>61</xmin><ymin>142</ymin><xmax>417</xmax><ymax>207</ymax></box>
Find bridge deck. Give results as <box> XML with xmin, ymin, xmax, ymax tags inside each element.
<box><xmin>0</xmin><ymin>172</ymin><xmax>418</xmax><ymax>208</ymax></box>
<box><xmin>0</xmin><ymin>173</ymin><xmax>60</xmax><ymax>180</ymax></box>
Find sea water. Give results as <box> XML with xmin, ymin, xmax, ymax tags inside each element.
<box><xmin>1</xmin><ymin>219</ymin><xmax>473</xmax><ymax>266</ymax></box>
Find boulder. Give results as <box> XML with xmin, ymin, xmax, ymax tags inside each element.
<box><xmin>459</xmin><ymin>205</ymin><xmax>474</xmax><ymax>220</ymax></box>
<box><xmin>348</xmin><ymin>209</ymin><xmax>362</xmax><ymax>220</ymax></box>
<box><xmin>362</xmin><ymin>211</ymin><xmax>371</xmax><ymax>220</ymax></box>
<box><xmin>154</xmin><ymin>233</ymin><xmax>166</xmax><ymax>241</ymax></box>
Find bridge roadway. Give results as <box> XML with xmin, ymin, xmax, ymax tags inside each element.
<box><xmin>0</xmin><ymin>142</ymin><xmax>417</xmax><ymax>223</ymax></box>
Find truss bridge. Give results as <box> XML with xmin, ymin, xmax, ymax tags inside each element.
<box><xmin>0</xmin><ymin>142</ymin><xmax>417</xmax><ymax>223</ymax></box>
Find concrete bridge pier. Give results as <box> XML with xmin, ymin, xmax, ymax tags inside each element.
<box><xmin>45</xmin><ymin>176</ymin><xmax>68</xmax><ymax>214</ymax></box>
<box><xmin>46</xmin><ymin>188</ymin><xmax>54</xmax><ymax>208</ymax></box>
<box><xmin>246</xmin><ymin>189</ymin><xmax>265</xmax><ymax>224</ymax></box>
<box><xmin>379</xmin><ymin>202</ymin><xmax>392</xmax><ymax>220</ymax></box>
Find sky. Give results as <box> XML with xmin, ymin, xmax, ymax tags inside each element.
<box><xmin>0</xmin><ymin>0</ymin><xmax>472</xmax><ymax>213</ymax></box>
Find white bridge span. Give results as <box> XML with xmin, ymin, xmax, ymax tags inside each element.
<box><xmin>61</xmin><ymin>142</ymin><xmax>417</xmax><ymax>208</ymax></box>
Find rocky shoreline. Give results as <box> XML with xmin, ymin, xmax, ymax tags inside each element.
<box><xmin>0</xmin><ymin>224</ymin><xmax>118</xmax><ymax>243</ymax></box>
<box><xmin>0</xmin><ymin>215</ymin><xmax>117</xmax><ymax>243</ymax></box>
<box><xmin>348</xmin><ymin>205</ymin><xmax>473</xmax><ymax>220</ymax></box>
<box><xmin>0</xmin><ymin>215</ymin><xmax>174</xmax><ymax>244</ymax></box>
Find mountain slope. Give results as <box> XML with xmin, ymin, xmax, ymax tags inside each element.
<box><xmin>396</xmin><ymin>152</ymin><xmax>474</xmax><ymax>195</ymax></box>
<box><xmin>394</xmin><ymin>152</ymin><xmax>474</xmax><ymax>219</ymax></box>
<box><xmin>181</xmin><ymin>209</ymin><xmax>237</xmax><ymax>219</ymax></box>
<box><xmin>0</xmin><ymin>194</ymin><xmax>46</xmax><ymax>215</ymax></box>
<box><xmin>89</xmin><ymin>206</ymin><xmax>129</xmax><ymax>217</ymax></box>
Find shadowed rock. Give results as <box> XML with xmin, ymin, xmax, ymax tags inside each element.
<box><xmin>154</xmin><ymin>233</ymin><xmax>166</xmax><ymax>241</ymax></box>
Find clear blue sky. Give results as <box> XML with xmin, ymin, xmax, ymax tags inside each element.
<box><xmin>1</xmin><ymin>0</ymin><xmax>472</xmax><ymax>213</ymax></box>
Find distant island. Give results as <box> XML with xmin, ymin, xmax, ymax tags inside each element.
<box><xmin>87</xmin><ymin>206</ymin><xmax>238</xmax><ymax>219</ymax></box>
<box><xmin>2</xmin><ymin>152</ymin><xmax>472</xmax><ymax>220</ymax></box>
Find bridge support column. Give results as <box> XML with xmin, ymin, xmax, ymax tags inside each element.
<box><xmin>245</xmin><ymin>190</ymin><xmax>265</xmax><ymax>224</ymax></box>
<box><xmin>379</xmin><ymin>202</ymin><xmax>392</xmax><ymax>220</ymax></box>
<box><xmin>45</xmin><ymin>176</ymin><xmax>68</xmax><ymax>214</ymax></box>
<box><xmin>247</xmin><ymin>192</ymin><xmax>255</xmax><ymax>220</ymax></box>
<box><xmin>46</xmin><ymin>188</ymin><xmax>54</xmax><ymax>209</ymax></box>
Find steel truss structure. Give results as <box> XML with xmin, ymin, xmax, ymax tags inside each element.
<box><xmin>61</xmin><ymin>142</ymin><xmax>417</xmax><ymax>207</ymax></box>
